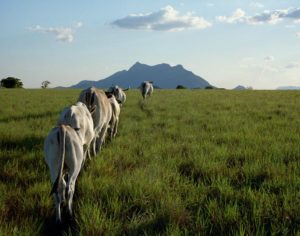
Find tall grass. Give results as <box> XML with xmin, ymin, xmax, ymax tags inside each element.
<box><xmin>0</xmin><ymin>89</ymin><xmax>300</xmax><ymax>235</ymax></box>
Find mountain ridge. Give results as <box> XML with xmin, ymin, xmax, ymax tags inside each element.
<box><xmin>69</xmin><ymin>62</ymin><xmax>211</xmax><ymax>89</ymax></box>
<box><xmin>277</xmin><ymin>86</ymin><xmax>300</xmax><ymax>90</ymax></box>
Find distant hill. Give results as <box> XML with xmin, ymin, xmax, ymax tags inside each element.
<box><xmin>69</xmin><ymin>62</ymin><xmax>211</xmax><ymax>89</ymax></box>
<box><xmin>277</xmin><ymin>86</ymin><xmax>300</xmax><ymax>90</ymax></box>
<box><xmin>233</xmin><ymin>85</ymin><xmax>247</xmax><ymax>90</ymax></box>
<box><xmin>233</xmin><ymin>85</ymin><xmax>253</xmax><ymax>90</ymax></box>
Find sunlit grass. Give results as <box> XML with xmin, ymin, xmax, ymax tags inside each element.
<box><xmin>0</xmin><ymin>89</ymin><xmax>300</xmax><ymax>235</ymax></box>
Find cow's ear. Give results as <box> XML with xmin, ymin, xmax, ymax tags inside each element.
<box><xmin>74</xmin><ymin>127</ymin><xmax>80</xmax><ymax>131</ymax></box>
<box><xmin>90</xmin><ymin>105</ymin><xmax>96</xmax><ymax>114</ymax></box>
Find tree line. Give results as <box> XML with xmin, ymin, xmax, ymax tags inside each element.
<box><xmin>0</xmin><ymin>77</ymin><xmax>50</xmax><ymax>89</ymax></box>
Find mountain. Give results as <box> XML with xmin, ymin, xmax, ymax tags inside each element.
<box><xmin>277</xmin><ymin>86</ymin><xmax>300</xmax><ymax>90</ymax></box>
<box><xmin>233</xmin><ymin>85</ymin><xmax>253</xmax><ymax>90</ymax></box>
<box><xmin>70</xmin><ymin>62</ymin><xmax>211</xmax><ymax>89</ymax></box>
<box><xmin>233</xmin><ymin>85</ymin><xmax>247</xmax><ymax>90</ymax></box>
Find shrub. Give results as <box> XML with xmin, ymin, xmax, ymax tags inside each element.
<box><xmin>176</xmin><ymin>85</ymin><xmax>186</xmax><ymax>89</ymax></box>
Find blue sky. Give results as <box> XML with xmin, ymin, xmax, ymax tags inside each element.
<box><xmin>1</xmin><ymin>0</ymin><xmax>300</xmax><ymax>89</ymax></box>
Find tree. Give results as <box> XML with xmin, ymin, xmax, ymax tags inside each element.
<box><xmin>176</xmin><ymin>85</ymin><xmax>186</xmax><ymax>89</ymax></box>
<box><xmin>1</xmin><ymin>77</ymin><xmax>23</xmax><ymax>88</ymax></box>
<box><xmin>41</xmin><ymin>80</ymin><xmax>51</xmax><ymax>89</ymax></box>
<box><xmin>205</xmin><ymin>86</ymin><xmax>214</xmax><ymax>90</ymax></box>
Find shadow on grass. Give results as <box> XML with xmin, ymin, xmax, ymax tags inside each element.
<box><xmin>0</xmin><ymin>136</ymin><xmax>44</xmax><ymax>153</ymax></box>
<box><xmin>123</xmin><ymin>213</ymin><xmax>169</xmax><ymax>236</ymax></box>
<box><xmin>41</xmin><ymin>213</ymin><xmax>79</xmax><ymax>236</ymax></box>
<box><xmin>40</xmin><ymin>161</ymin><xmax>82</xmax><ymax>235</ymax></box>
<box><xmin>178</xmin><ymin>161</ymin><xmax>212</xmax><ymax>185</ymax></box>
<box><xmin>0</xmin><ymin>111</ymin><xmax>58</xmax><ymax>123</ymax></box>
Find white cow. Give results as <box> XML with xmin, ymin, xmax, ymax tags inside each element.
<box><xmin>107</xmin><ymin>85</ymin><xmax>127</xmax><ymax>105</ymax></box>
<box><xmin>44</xmin><ymin>124</ymin><xmax>84</xmax><ymax>223</ymax></box>
<box><xmin>140</xmin><ymin>81</ymin><xmax>154</xmax><ymax>99</ymax></box>
<box><xmin>57</xmin><ymin>102</ymin><xmax>94</xmax><ymax>161</ymax></box>
<box><xmin>78</xmin><ymin>87</ymin><xmax>112</xmax><ymax>155</ymax></box>
<box><xmin>105</xmin><ymin>92</ymin><xmax>121</xmax><ymax>140</ymax></box>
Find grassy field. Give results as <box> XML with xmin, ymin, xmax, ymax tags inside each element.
<box><xmin>1</xmin><ymin>88</ymin><xmax>300</xmax><ymax>235</ymax></box>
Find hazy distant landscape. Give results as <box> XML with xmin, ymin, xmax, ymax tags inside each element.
<box><xmin>1</xmin><ymin>89</ymin><xmax>300</xmax><ymax>235</ymax></box>
<box><xmin>55</xmin><ymin>62</ymin><xmax>299</xmax><ymax>91</ymax></box>
<box><xmin>1</xmin><ymin>1</ymin><xmax>300</xmax><ymax>235</ymax></box>
<box><xmin>62</xmin><ymin>62</ymin><xmax>211</xmax><ymax>89</ymax></box>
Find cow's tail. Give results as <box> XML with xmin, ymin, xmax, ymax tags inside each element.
<box><xmin>50</xmin><ymin>125</ymin><xmax>66</xmax><ymax>196</ymax></box>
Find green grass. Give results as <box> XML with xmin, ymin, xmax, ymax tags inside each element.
<box><xmin>1</xmin><ymin>89</ymin><xmax>300</xmax><ymax>235</ymax></box>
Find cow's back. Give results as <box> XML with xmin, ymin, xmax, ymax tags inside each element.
<box><xmin>94</xmin><ymin>89</ymin><xmax>112</xmax><ymax>128</ymax></box>
<box><xmin>44</xmin><ymin>126</ymin><xmax>83</xmax><ymax>181</ymax></box>
<box><xmin>57</xmin><ymin>102</ymin><xmax>94</xmax><ymax>145</ymax></box>
<box><xmin>78</xmin><ymin>87</ymin><xmax>112</xmax><ymax>132</ymax></box>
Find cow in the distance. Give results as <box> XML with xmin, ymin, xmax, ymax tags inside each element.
<box><xmin>44</xmin><ymin>124</ymin><xmax>84</xmax><ymax>223</ymax></box>
<box><xmin>107</xmin><ymin>85</ymin><xmax>127</xmax><ymax>106</ymax></box>
<box><xmin>140</xmin><ymin>81</ymin><xmax>154</xmax><ymax>99</ymax></box>
<box><xmin>57</xmin><ymin>102</ymin><xmax>94</xmax><ymax>161</ymax></box>
<box><xmin>105</xmin><ymin>92</ymin><xmax>121</xmax><ymax>140</ymax></box>
<box><xmin>78</xmin><ymin>87</ymin><xmax>112</xmax><ymax>155</ymax></box>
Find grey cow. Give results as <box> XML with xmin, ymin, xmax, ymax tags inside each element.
<box><xmin>78</xmin><ymin>87</ymin><xmax>112</xmax><ymax>155</ymax></box>
<box><xmin>44</xmin><ymin>124</ymin><xmax>84</xmax><ymax>223</ymax></box>
<box><xmin>140</xmin><ymin>81</ymin><xmax>153</xmax><ymax>99</ymax></box>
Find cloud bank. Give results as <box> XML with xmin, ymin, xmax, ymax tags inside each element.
<box><xmin>111</xmin><ymin>5</ymin><xmax>212</xmax><ymax>31</ymax></box>
<box><xmin>217</xmin><ymin>7</ymin><xmax>300</xmax><ymax>25</ymax></box>
<box><xmin>286</xmin><ymin>62</ymin><xmax>300</xmax><ymax>69</ymax></box>
<box><xmin>216</xmin><ymin>8</ymin><xmax>246</xmax><ymax>24</ymax></box>
<box><xmin>29</xmin><ymin>22</ymin><xmax>82</xmax><ymax>43</ymax></box>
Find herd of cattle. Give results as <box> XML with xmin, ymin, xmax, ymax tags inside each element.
<box><xmin>44</xmin><ymin>81</ymin><xmax>154</xmax><ymax>223</ymax></box>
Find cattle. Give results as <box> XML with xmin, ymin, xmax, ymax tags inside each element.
<box><xmin>78</xmin><ymin>87</ymin><xmax>112</xmax><ymax>155</ymax></box>
<box><xmin>107</xmin><ymin>85</ymin><xmax>127</xmax><ymax>105</ymax></box>
<box><xmin>57</xmin><ymin>102</ymin><xmax>94</xmax><ymax>161</ymax></box>
<box><xmin>44</xmin><ymin>124</ymin><xmax>84</xmax><ymax>223</ymax></box>
<box><xmin>140</xmin><ymin>81</ymin><xmax>154</xmax><ymax>99</ymax></box>
<box><xmin>105</xmin><ymin>92</ymin><xmax>121</xmax><ymax>140</ymax></box>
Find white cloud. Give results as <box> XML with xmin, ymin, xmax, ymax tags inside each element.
<box><xmin>285</xmin><ymin>8</ymin><xmax>300</xmax><ymax>20</ymax></box>
<box><xmin>207</xmin><ymin>3</ymin><xmax>215</xmax><ymax>7</ymax></box>
<box><xmin>111</xmin><ymin>5</ymin><xmax>212</xmax><ymax>31</ymax></box>
<box><xmin>286</xmin><ymin>62</ymin><xmax>300</xmax><ymax>69</ymax></box>
<box><xmin>216</xmin><ymin>8</ymin><xmax>246</xmax><ymax>24</ymax></box>
<box><xmin>217</xmin><ymin>7</ymin><xmax>300</xmax><ymax>25</ymax></box>
<box><xmin>294</xmin><ymin>19</ymin><xmax>300</xmax><ymax>24</ymax></box>
<box><xmin>74</xmin><ymin>22</ymin><xmax>83</xmax><ymax>28</ymax></box>
<box><xmin>29</xmin><ymin>22</ymin><xmax>82</xmax><ymax>43</ymax></box>
<box><xmin>264</xmin><ymin>56</ymin><xmax>274</xmax><ymax>62</ymax></box>
<box><xmin>249</xmin><ymin>9</ymin><xmax>288</xmax><ymax>25</ymax></box>
<box><xmin>247</xmin><ymin>8</ymin><xmax>300</xmax><ymax>24</ymax></box>
<box><xmin>297</xmin><ymin>32</ymin><xmax>300</xmax><ymax>37</ymax></box>
<box><xmin>250</xmin><ymin>2</ymin><xmax>264</xmax><ymax>8</ymax></box>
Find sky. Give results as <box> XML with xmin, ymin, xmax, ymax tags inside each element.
<box><xmin>1</xmin><ymin>0</ymin><xmax>300</xmax><ymax>89</ymax></box>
